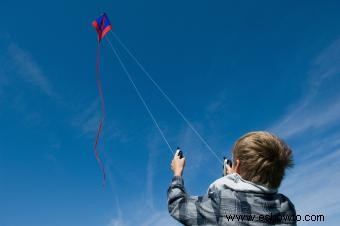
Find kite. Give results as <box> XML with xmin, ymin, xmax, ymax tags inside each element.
<box><xmin>92</xmin><ymin>13</ymin><xmax>112</xmax><ymax>185</ymax></box>
<box><xmin>92</xmin><ymin>13</ymin><xmax>112</xmax><ymax>42</ymax></box>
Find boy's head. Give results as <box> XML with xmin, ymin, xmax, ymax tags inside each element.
<box><xmin>232</xmin><ymin>131</ymin><xmax>293</xmax><ymax>189</ymax></box>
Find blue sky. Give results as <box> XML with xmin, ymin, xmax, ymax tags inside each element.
<box><xmin>1</xmin><ymin>1</ymin><xmax>340</xmax><ymax>225</ymax></box>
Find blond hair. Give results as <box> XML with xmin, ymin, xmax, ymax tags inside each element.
<box><xmin>232</xmin><ymin>131</ymin><xmax>293</xmax><ymax>189</ymax></box>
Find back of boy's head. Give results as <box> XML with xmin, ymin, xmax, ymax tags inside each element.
<box><xmin>232</xmin><ymin>131</ymin><xmax>293</xmax><ymax>189</ymax></box>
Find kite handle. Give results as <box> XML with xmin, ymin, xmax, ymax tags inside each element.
<box><xmin>176</xmin><ymin>147</ymin><xmax>184</xmax><ymax>159</ymax></box>
<box><xmin>223</xmin><ymin>157</ymin><xmax>232</xmax><ymax>176</ymax></box>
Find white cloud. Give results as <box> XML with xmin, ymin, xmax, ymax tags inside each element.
<box><xmin>72</xmin><ymin>100</ymin><xmax>101</xmax><ymax>137</ymax></box>
<box><xmin>107</xmin><ymin>211</ymin><xmax>179</xmax><ymax>226</ymax></box>
<box><xmin>310</xmin><ymin>38</ymin><xmax>340</xmax><ymax>85</ymax></box>
<box><xmin>270</xmin><ymin>96</ymin><xmax>340</xmax><ymax>139</ymax></box>
<box><xmin>270</xmin><ymin>38</ymin><xmax>340</xmax><ymax>139</ymax></box>
<box><xmin>140</xmin><ymin>211</ymin><xmax>180</xmax><ymax>226</ymax></box>
<box><xmin>72</xmin><ymin>100</ymin><xmax>126</xmax><ymax>142</ymax></box>
<box><xmin>0</xmin><ymin>40</ymin><xmax>67</xmax><ymax>131</ymax></box>
<box><xmin>145</xmin><ymin>137</ymin><xmax>159</xmax><ymax>209</ymax></box>
<box><xmin>7</xmin><ymin>43</ymin><xmax>56</xmax><ymax>97</ymax></box>
<box><xmin>107</xmin><ymin>218</ymin><xmax>126</xmax><ymax>226</ymax></box>
<box><xmin>177</xmin><ymin>125</ymin><xmax>206</xmax><ymax>174</ymax></box>
<box><xmin>205</xmin><ymin>90</ymin><xmax>228</xmax><ymax>114</ymax></box>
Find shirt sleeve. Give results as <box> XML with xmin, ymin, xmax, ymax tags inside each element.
<box><xmin>167</xmin><ymin>176</ymin><xmax>220</xmax><ymax>226</ymax></box>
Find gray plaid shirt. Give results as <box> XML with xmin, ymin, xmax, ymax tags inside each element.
<box><xmin>167</xmin><ymin>175</ymin><xmax>296</xmax><ymax>226</ymax></box>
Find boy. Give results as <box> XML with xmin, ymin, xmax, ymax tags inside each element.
<box><xmin>168</xmin><ymin>131</ymin><xmax>296</xmax><ymax>225</ymax></box>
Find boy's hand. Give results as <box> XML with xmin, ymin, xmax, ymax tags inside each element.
<box><xmin>171</xmin><ymin>150</ymin><xmax>185</xmax><ymax>177</ymax></box>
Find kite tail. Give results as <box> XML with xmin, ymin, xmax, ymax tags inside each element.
<box><xmin>94</xmin><ymin>42</ymin><xmax>106</xmax><ymax>186</ymax></box>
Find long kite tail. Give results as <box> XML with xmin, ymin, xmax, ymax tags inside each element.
<box><xmin>94</xmin><ymin>41</ymin><xmax>106</xmax><ymax>186</ymax></box>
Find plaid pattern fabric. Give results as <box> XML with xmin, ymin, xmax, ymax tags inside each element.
<box><xmin>168</xmin><ymin>176</ymin><xmax>296</xmax><ymax>226</ymax></box>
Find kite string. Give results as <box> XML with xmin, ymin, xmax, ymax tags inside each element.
<box><xmin>110</xmin><ymin>32</ymin><xmax>222</xmax><ymax>164</ymax></box>
<box><xmin>94</xmin><ymin>42</ymin><xmax>107</xmax><ymax>185</ymax></box>
<box><xmin>105</xmin><ymin>37</ymin><xmax>174</xmax><ymax>154</ymax></box>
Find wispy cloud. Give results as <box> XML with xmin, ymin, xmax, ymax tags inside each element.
<box><xmin>270</xmin><ymin>97</ymin><xmax>340</xmax><ymax>139</ymax></box>
<box><xmin>177</xmin><ymin>125</ymin><xmax>206</xmax><ymax>174</ymax></box>
<box><xmin>107</xmin><ymin>197</ymin><xmax>126</xmax><ymax>226</ymax></box>
<box><xmin>107</xmin><ymin>211</ymin><xmax>179</xmax><ymax>226</ymax></box>
<box><xmin>205</xmin><ymin>90</ymin><xmax>229</xmax><ymax>114</ymax></box>
<box><xmin>72</xmin><ymin>100</ymin><xmax>126</xmax><ymax>142</ymax></box>
<box><xmin>145</xmin><ymin>137</ymin><xmax>159</xmax><ymax>209</ymax></box>
<box><xmin>140</xmin><ymin>211</ymin><xmax>179</xmax><ymax>226</ymax></box>
<box><xmin>107</xmin><ymin>219</ymin><xmax>126</xmax><ymax>226</ymax></box>
<box><xmin>310</xmin><ymin>38</ymin><xmax>340</xmax><ymax>86</ymax></box>
<box><xmin>7</xmin><ymin>43</ymin><xmax>56</xmax><ymax>98</ymax></box>
<box><xmin>0</xmin><ymin>40</ymin><xmax>58</xmax><ymax>117</ymax></box>
<box><xmin>72</xmin><ymin>100</ymin><xmax>101</xmax><ymax>137</ymax></box>
<box><xmin>269</xmin><ymin>38</ymin><xmax>340</xmax><ymax>139</ymax></box>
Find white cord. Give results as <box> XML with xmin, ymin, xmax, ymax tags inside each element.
<box><xmin>111</xmin><ymin>32</ymin><xmax>222</xmax><ymax>164</ymax></box>
<box><xmin>105</xmin><ymin>37</ymin><xmax>174</xmax><ymax>154</ymax></box>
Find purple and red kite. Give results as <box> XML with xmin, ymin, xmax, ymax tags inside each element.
<box><xmin>92</xmin><ymin>13</ymin><xmax>113</xmax><ymax>186</ymax></box>
<box><xmin>92</xmin><ymin>13</ymin><xmax>112</xmax><ymax>42</ymax></box>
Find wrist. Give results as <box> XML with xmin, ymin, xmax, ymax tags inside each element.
<box><xmin>174</xmin><ymin>170</ymin><xmax>183</xmax><ymax>177</ymax></box>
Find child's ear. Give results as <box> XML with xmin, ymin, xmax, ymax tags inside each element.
<box><xmin>235</xmin><ymin>159</ymin><xmax>241</xmax><ymax>174</ymax></box>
